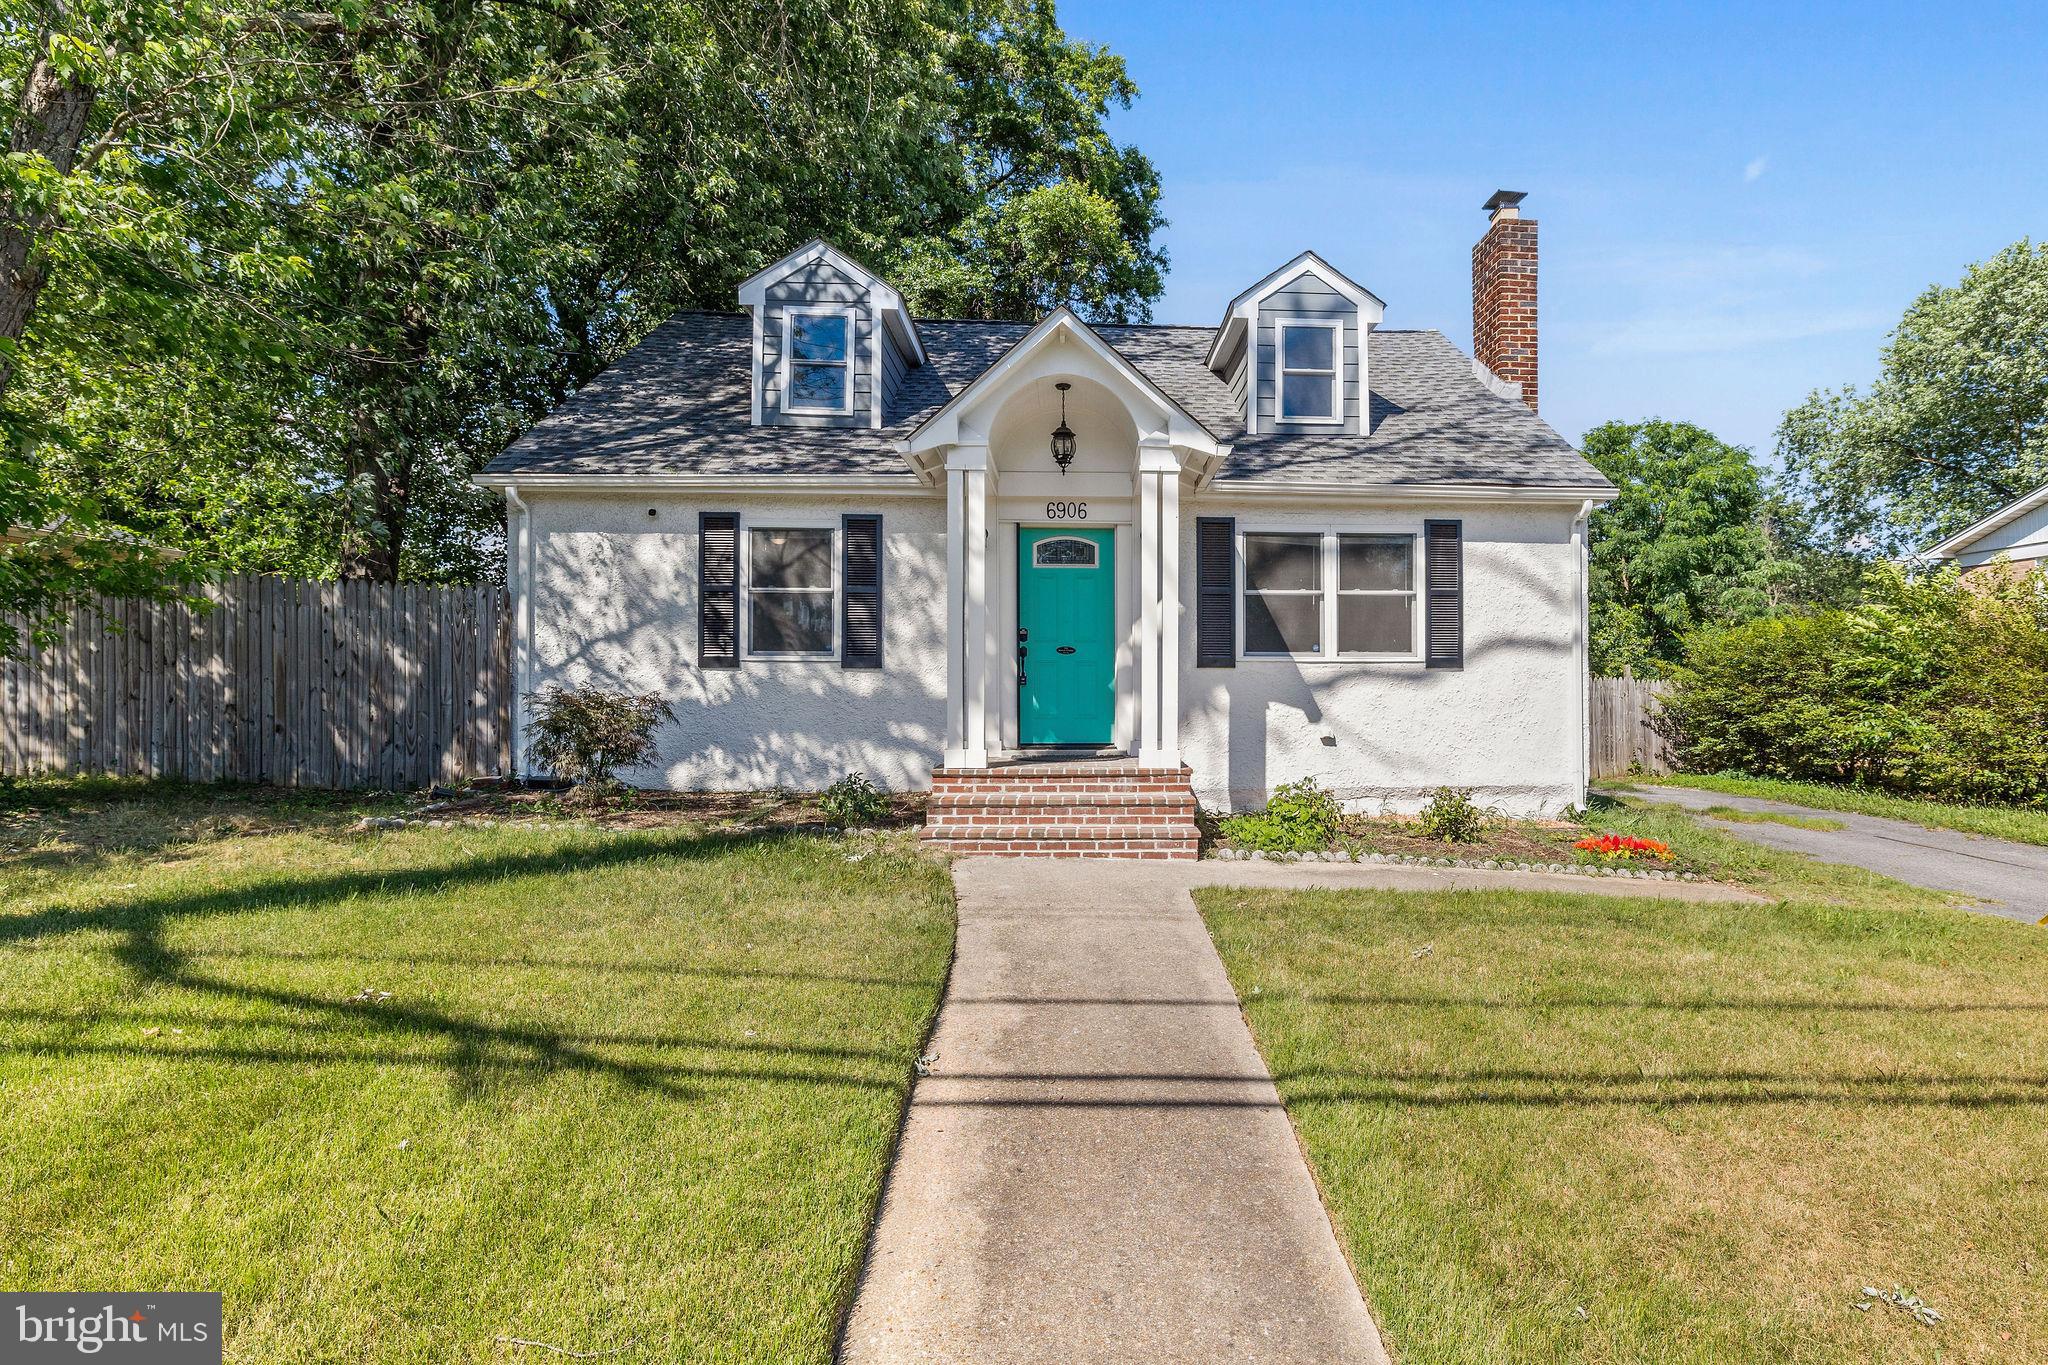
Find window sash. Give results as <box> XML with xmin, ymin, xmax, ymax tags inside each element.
<box><xmin>1275</xmin><ymin>320</ymin><xmax>1341</xmax><ymax>422</ymax></box>
<box><xmin>746</xmin><ymin>525</ymin><xmax>839</xmax><ymax>657</ymax></box>
<box><xmin>1241</xmin><ymin>530</ymin><xmax>1421</xmax><ymax>660</ymax></box>
<box><xmin>783</xmin><ymin>308</ymin><xmax>853</xmax><ymax>413</ymax></box>
<box><xmin>1243</xmin><ymin>530</ymin><xmax>1324</xmax><ymax>656</ymax></box>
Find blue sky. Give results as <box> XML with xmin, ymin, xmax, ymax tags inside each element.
<box><xmin>1061</xmin><ymin>0</ymin><xmax>2048</xmax><ymax>457</ymax></box>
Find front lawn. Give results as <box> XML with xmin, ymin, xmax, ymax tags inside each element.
<box><xmin>1613</xmin><ymin>772</ymin><xmax>2048</xmax><ymax>848</ymax></box>
<box><xmin>1199</xmin><ymin>876</ymin><xmax>2048</xmax><ymax>1363</ymax></box>
<box><xmin>0</xmin><ymin>781</ymin><xmax>953</xmax><ymax>1363</ymax></box>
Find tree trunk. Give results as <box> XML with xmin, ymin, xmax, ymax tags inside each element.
<box><xmin>0</xmin><ymin>32</ymin><xmax>98</xmax><ymax>403</ymax></box>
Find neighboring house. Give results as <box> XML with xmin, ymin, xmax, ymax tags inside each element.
<box><xmin>478</xmin><ymin>189</ymin><xmax>1617</xmax><ymax>854</ymax></box>
<box><xmin>1919</xmin><ymin>483</ymin><xmax>2048</xmax><ymax>581</ymax></box>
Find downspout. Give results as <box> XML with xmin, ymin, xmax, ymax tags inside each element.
<box><xmin>1572</xmin><ymin>498</ymin><xmax>1594</xmax><ymax>809</ymax></box>
<box><xmin>504</xmin><ymin>485</ymin><xmax>533</xmax><ymax>780</ymax></box>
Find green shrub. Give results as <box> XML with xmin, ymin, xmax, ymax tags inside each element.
<box><xmin>1661</xmin><ymin>564</ymin><xmax>2048</xmax><ymax>806</ymax></box>
<box><xmin>522</xmin><ymin>687</ymin><xmax>675</xmax><ymax>792</ymax></box>
<box><xmin>1416</xmin><ymin>786</ymin><xmax>1488</xmax><ymax>842</ymax></box>
<box><xmin>1217</xmin><ymin>777</ymin><xmax>1342</xmax><ymax>852</ymax></box>
<box><xmin>820</xmin><ymin>773</ymin><xmax>889</xmax><ymax>828</ymax></box>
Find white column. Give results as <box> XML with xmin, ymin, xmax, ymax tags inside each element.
<box><xmin>1137</xmin><ymin>439</ymin><xmax>1182</xmax><ymax>768</ymax></box>
<box><xmin>963</xmin><ymin>466</ymin><xmax>989</xmax><ymax>764</ymax></box>
<box><xmin>943</xmin><ymin>467</ymin><xmax>966</xmax><ymax>761</ymax></box>
<box><xmin>1157</xmin><ymin>469</ymin><xmax>1182</xmax><ymax>768</ymax></box>
<box><xmin>1137</xmin><ymin>466</ymin><xmax>1161</xmax><ymax>763</ymax></box>
<box><xmin>945</xmin><ymin>444</ymin><xmax>991</xmax><ymax>768</ymax></box>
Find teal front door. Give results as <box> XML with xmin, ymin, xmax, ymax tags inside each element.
<box><xmin>1017</xmin><ymin>527</ymin><xmax>1116</xmax><ymax>746</ymax></box>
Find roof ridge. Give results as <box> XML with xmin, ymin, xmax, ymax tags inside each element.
<box><xmin>911</xmin><ymin>316</ymin><xmax>1217</xmax><ymax>332</ymax></box>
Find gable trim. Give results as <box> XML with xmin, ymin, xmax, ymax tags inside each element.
<box><xmin>903</xmin><ymin>307</ymin><xmax>1226</xmax><ymax>471</ymax></box>
<box><xmin>1920</xmin><ymin>481</ymin><xmax>2048</xmax><ymax>560</ymax></box>
<box><xmin>738</xmin><ymin>238</ymin><xmax>926</xmax><ymax>367</ymax></box>
<box><xmin>1205</xmin><ymin>250</ymin><xmax>1387</xmax><ymax>372</ymax></box>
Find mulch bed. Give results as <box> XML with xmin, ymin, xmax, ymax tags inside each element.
<box><xmin>406</xmin><ymin>786</ymin><xmax>927</xmax><ymax>832</ymax></box>
<box><xmin>1336</xmin><ymin>814</ymin><xmax>1584</xmax><ymax>863</ymax></box>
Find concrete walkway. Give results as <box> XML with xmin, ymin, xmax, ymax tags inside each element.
<box><xmin>1625</xmin><ymin>784</ymin><xmax>2048</xmax><ymax>922</ymax></box>
<box><xmin>839</xmin><ymin>858</ymin><xmax>1391</xmax><ymax>1364</ymax></box>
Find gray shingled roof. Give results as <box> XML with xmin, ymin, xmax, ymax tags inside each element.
<box><xmin>483</xmin><ymin>310</ymin><xmax>1612</xmax><ymax>491</ymax></box>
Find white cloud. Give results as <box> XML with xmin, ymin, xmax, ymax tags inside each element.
<box><xmin>1744</xmin><ymin>155</ymin><xmax>1770</xmax><ymax>183</ymax></box>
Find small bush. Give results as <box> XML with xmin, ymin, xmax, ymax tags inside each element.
<box><xmin>523</xmin><ymin>687</ymin><xmax>675</xmax><ymax>792</ymax></box>
<box><xmin>1416</xmin><ymin>786</ymin><xmax>1487</xmax><ymax>842</ymax></box>
<box><xmin>1218</xmin><ymin>777</ymin><xmax>1342</xmax><ymax>852</ymax></box>
<box><xmin>821</xmin><ymin>773</ymin><xmax>889</xmax><ymax>828</ymax></box>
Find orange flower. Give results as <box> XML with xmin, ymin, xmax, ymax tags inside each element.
<box><xmin>1573</xmin><ymin>833</ymin><xmax>1673</xmax><ymax>862</ymax></box>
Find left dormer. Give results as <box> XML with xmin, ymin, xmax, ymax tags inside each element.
<box><xmin>738</xmin><ymin>239</ymin><xmax>925</xmax><ymax>430</ymax></box>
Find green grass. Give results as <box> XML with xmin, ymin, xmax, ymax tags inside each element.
<box><xmin>1701</xmin><ymin>803</ymin><xmax>1848</xmax><ymax>831</ymax></box>
<box><xmin>0</xmin><ymin>781</ymin><xmax>954</xmax><ymax>1363</ymax></box>
<box><xmin>1198</xmin><ymin>831</ymin><xmax>2048</xmax><ymax>1363</ymax></box>
<box><xmin>1614</xmin><ymin>772</ymin><xmax>2048</xmax><ymax>847</ymax></box>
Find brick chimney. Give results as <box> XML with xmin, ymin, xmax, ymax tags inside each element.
<box><xmin>1472</xmin><ymin>189</ymin><xmax>1538</xmax><ymax>411</ymax></box>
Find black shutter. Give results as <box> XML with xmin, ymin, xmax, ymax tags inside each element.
<box><xmin>1196</xmin><ymin>516</ymin><xmax>1236</xmax><ymax>667</ymax></box>
<box><xmin>699</xmin><ymin>512</ymin><xmax>739</xmax><ymax>668</ymax></box>
<box><xmin>842</xmin><ymin>513</ymin><xmax>883</xmax><ymax>669</ymax></box>
<box><xmin>1424</xmin><ymin>518</ymin><xmax>1463</xmax><ymax>669</ymax></box>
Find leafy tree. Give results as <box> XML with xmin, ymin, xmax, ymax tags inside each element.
<box><xmin>8</xmin><ymin>0</ymin><xmax>1170</xmax><ymax>599</ymax></box>
<box><xmin>1778</xmin><ymin>239</ymin><xmax>2048</xmax><ymax>556</ymax></box>
<box><xmin>1581</xmin><ymin>419</ymin><xmax>1851</xmax><ymax>675</ymax></box>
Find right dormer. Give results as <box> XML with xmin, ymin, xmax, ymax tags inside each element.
<box><xmin>1203</xmin><ymin>251</ymin><xmax>1385</xmax><ymax>436</ymax></box>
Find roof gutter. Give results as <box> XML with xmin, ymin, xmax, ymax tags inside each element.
<box><xmin>1195</xmin><ymin>479</ymin><xmax>1618</xmax><ymax>506</ymax></box>
<box><xmin>473</xmin><ymin>472</ymin><xmax>935</xmax><ymax>497</ymax></box>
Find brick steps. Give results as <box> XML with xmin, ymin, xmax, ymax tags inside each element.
<box><xmin>922</xmin><ymin>762</ymin><xmax>1202</xmax><ymax>860</ymax></box>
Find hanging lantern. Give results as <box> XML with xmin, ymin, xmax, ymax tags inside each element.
<box><xmin>1049</xmin><ymin>382</ymin><xmax>1077</xmax><ymax>475</ymax></box>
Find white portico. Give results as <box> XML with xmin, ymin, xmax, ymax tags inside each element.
<box><xmin>900</xmin><ymin>310</ymin><xmax>1227</xmax><ymax>771</ymax></box>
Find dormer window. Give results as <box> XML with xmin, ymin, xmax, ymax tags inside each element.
<box><xmin>1276</xmin><ymin>318</ymin><xmax>1341</xmax><ymax>423</ymax></box>
<box><xmin>784</xmin><ymin>307</ymin><xmax>854</xmax><ymax>413</ymax></box>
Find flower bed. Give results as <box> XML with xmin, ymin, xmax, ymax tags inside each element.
<box><xmin>1203</xmin><ymin>809</ymin><xmax>1708</xmax><ymax>881</ymax></box>
<box><xmin>1573</xmin><ymin>833</ymin><xmax>1674</xmax><ymax>863</ymax></box>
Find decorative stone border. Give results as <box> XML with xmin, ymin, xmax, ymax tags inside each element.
<box><xmin>1209</xmin><ymin>846</ymin><xmax>1700</xmax><ymax>881</ymax></box>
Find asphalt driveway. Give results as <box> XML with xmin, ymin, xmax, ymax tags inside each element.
<box><xmin>1622</xmin><ymin>784</ymin><xmax>2048</xmax><ymax>921</ymax></box>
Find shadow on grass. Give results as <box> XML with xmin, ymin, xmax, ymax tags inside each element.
<box><xmin>2</xmin><ymin>827</ymin><xmax>939</xmax><ymax>1104</ymax></box>
<box><xmin>948</xmin><ymin>992</ymin><xmax>2048</xmax><ymax>1015</ymax></box>
<box><xmin>894</xmin><ymin>1065</ymin><xmax>2048</xmax><ymax>1110</ymax></box>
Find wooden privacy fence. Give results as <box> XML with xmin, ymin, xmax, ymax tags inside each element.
<box><xmin>1</xmin><ymin>575</ymin><xmax>511</xmax><ymax>788</ymax></box>
<box><xmin>1589</xmin><ymin>675</ymin><xmax>1674</xmax><ymax>778</ymax></box>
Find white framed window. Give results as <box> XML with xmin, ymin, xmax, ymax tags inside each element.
<box><xmin>1335</xmin><ymin>534</ymin><xmax>1417</xmax><ymax>656</ymax></box>
<box><xmin>1240</xmin><ymin>528</ymin><xmax>1421</xmax><ymax>661</ymax></box>
<box><xmin>1242</xmin><ymin>531</ymin><xmax>1323</xmax><ymax>655</ymax></box>
<box><xmin>746</xmin><ymin>524</ymin><xmax>838</xmax><ymax>658</ymax></box>
<box><xmin>1275</xmin><ymin>317</ymin><xmax>1342</xmax><ymax>424</ymax></box>
<box><xmin>781</xmin><ymin>306</ymin><xmax>854</xmax><ymax>414</ymax></box>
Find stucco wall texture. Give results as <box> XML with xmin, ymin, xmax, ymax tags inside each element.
<box><xmin>1179</xmin><ymin>500</ymin><xmax>1583</xmax><ymax>817</ymax></box>
<box><xmin>523</xmin><ymin>493</ymin><xmax>950</xmax><ymax>792</ymax></box>
<box><xmin>521</xmin><ymin>492</ymin><xmax>1584</xmax><ymax>814</ymax></box>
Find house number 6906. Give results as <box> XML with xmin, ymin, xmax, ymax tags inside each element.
<box><xmin>1045</xmin><ymin>501</ymin><xmax>1088</xmax><ymax>520</ymax></box>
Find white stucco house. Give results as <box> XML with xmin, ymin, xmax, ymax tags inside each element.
<box><xmin>478</xmin><ymin>190</ymin><xmax>1616</xmax><ymax>856</ymax></box>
